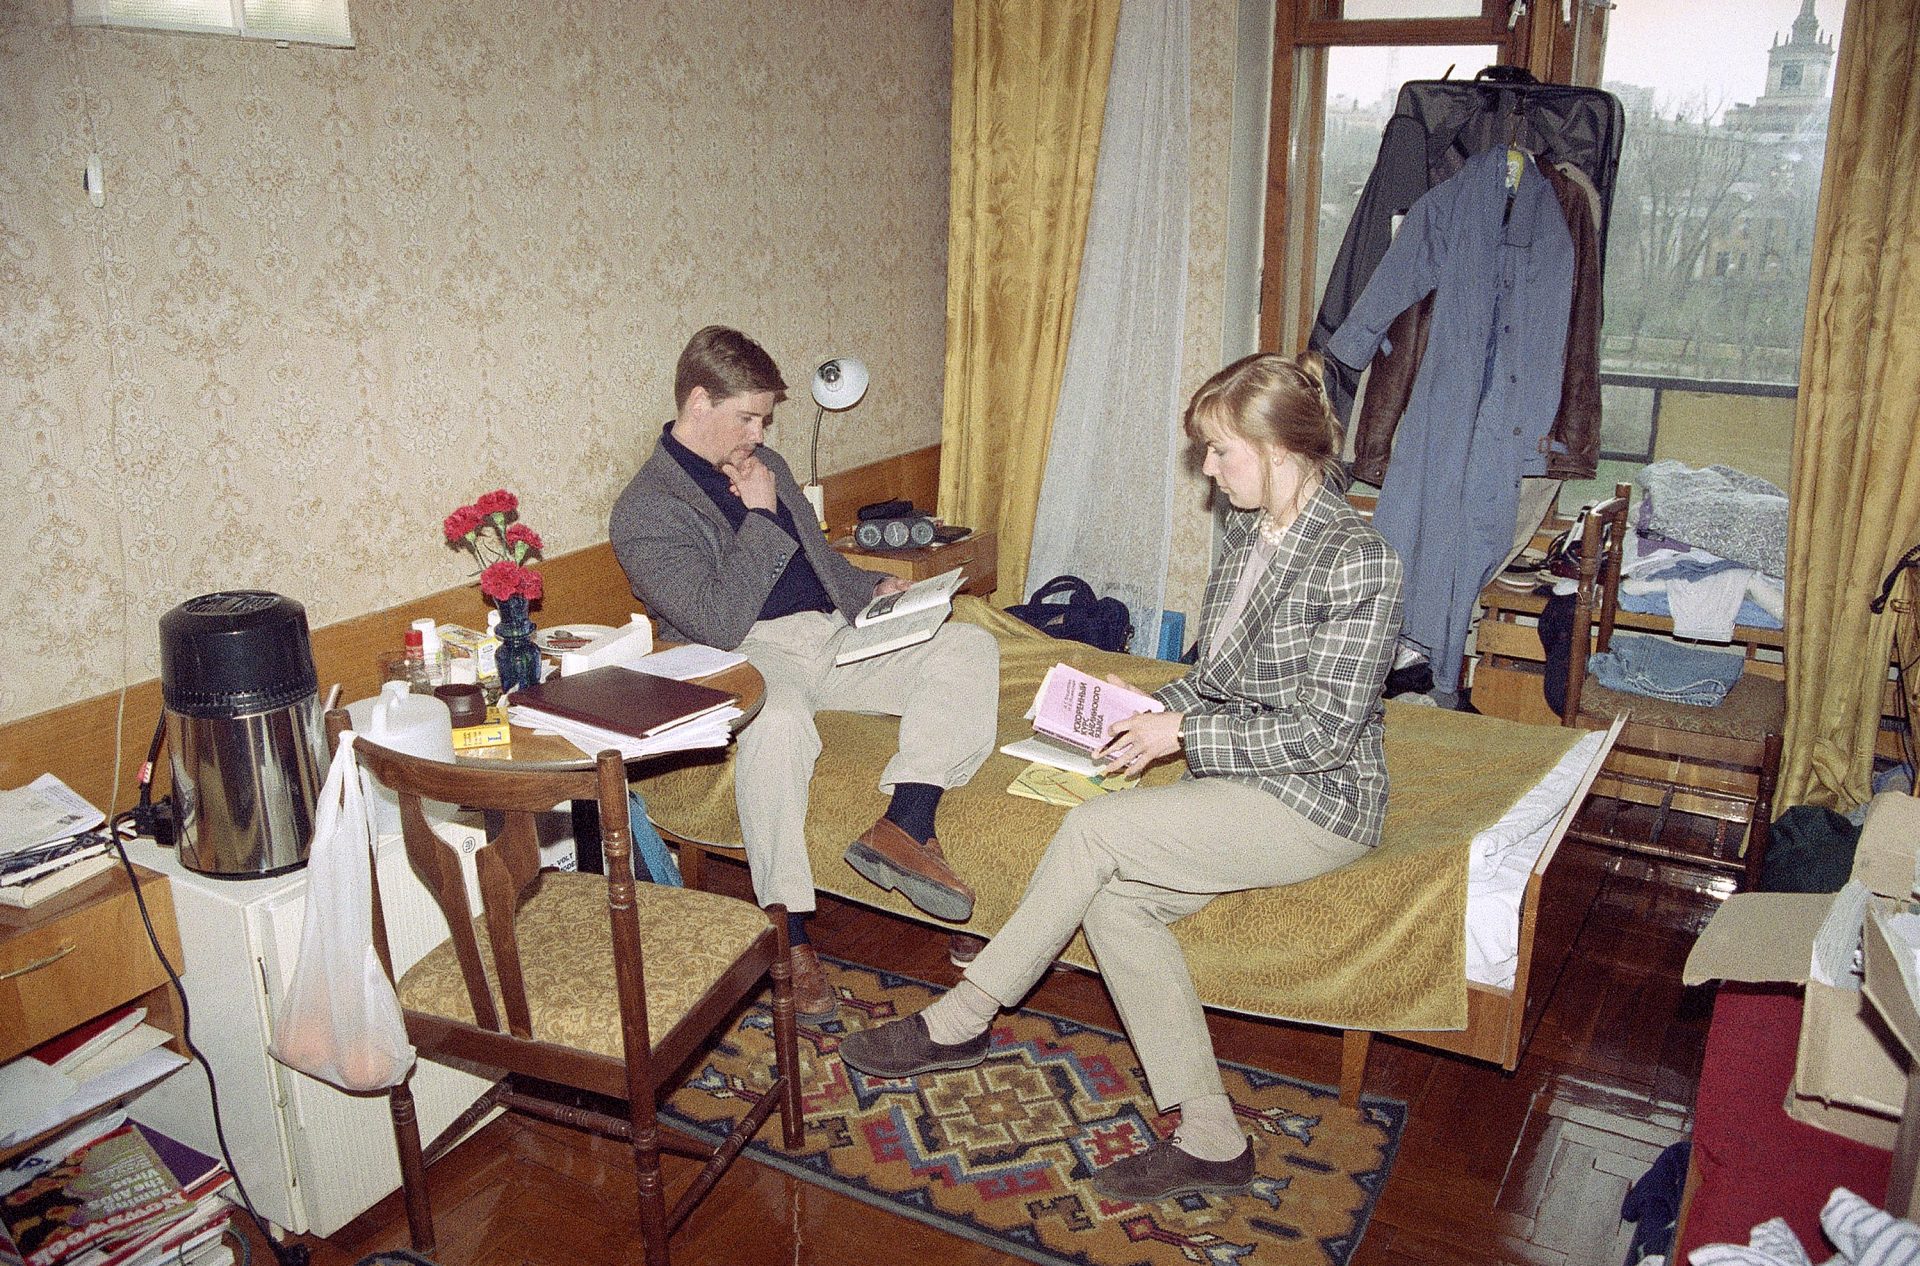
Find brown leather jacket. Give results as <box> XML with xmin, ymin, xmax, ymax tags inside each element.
<box><xmin>1349</xmin><ymin>159</ymin><xmax>1602</xmax><ymax>486</ymax></box>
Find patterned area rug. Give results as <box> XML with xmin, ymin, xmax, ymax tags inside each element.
<box><xmin>352</xmin><ymin>1253</ymin><xmax>441</xmax><ymax>1266</ymax></box>
<box><xmin>664</xmin><ymin>956</ymin><xmax>1406</xmax><ymax>1266</ymax></box>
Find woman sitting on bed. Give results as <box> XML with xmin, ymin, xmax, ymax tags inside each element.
<box><xmin>838</xmin><ymin>352</ymin><xmax>1406</xmax><ymax>1202</ymax></box>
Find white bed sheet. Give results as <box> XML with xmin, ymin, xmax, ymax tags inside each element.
<box><xmin>1464</xmin><ymin>729</ymin><xmax>1608</xmax><ymax>990</ymax></box>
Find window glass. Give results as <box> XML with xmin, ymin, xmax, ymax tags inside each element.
<box><xmin>1313</xmin><ymin>45</ymin><xmax>1500</xmax><ymax>312</ymax></box>
<box><xmin>1562</xmin><ymin>0</ymin><xmax>1841</xmax><ymax>507</ymax></box>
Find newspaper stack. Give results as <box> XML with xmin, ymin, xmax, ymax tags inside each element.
<box><xmin>0</xmin><ymin>776</ymin><xmax>114</xmax><ymax>909</ymax></box>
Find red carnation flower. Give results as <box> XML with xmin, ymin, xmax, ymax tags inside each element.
<box><xmin>443</xmin><ymin>504</ymin><xmax>483</xmax><ymax>541</ymax></box>
<box><xmin>479</xmin><ymin>560</ymin><xmax>524</xmax><ymax>602</ymax></box>
<box><xmin>505</xmin><ymin>523</ymin><xmax>542</xmax><ymax>551</ymax></box>
<box><xmin>474</xmin><ymin>489</ymin><xmax>518</xmax><ymax>516</ymax></box>
<box><xmin>517</xmin><ymin>567</ymin><xmax>544</xmax><ymax>600</ymax></box>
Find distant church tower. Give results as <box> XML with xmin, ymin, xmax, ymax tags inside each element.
<box><xmin>1730</xmin><ymin>0</ymin><xmax>1834</xmax><ymax>132</ymax></box>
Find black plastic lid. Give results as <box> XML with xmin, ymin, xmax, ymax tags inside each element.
<box><xmin>159</xmin><ymin>591</ymin><xmax>318</xmax><ymax>718</ymax></box>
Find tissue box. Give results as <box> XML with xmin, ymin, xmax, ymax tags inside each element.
<box><xmin>450</xmin><ymin>704</ymin><xmax>510</xmax><ymax>753</ymax></box>
<box><xmin>1683</xmin><ymin>792</ymin><xmax>1920</xmax><ymax>1149</ymax></box>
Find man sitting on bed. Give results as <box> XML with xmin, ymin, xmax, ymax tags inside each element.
<box><xmin>610</xmin><ymin>325</ymin><xmax>1001</xmax><ymax>1023</ymax></box>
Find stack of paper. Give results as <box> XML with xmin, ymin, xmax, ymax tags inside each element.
<box><xmin>0</xmin><ymin>776</ymin><xmax>114</xmax><ymax>909</ymax></box>
<box><xmin>0</xmin><ymin>1114</ymin><xmax>234</xmax><ymax>1266</ymax></box>
<box><xmin>1</xmin><ymin>1007</ymin><xmax>189</xmax><ymax>1153</ymax></box>
<box><xmin>507</xmin><ymin>665</ymin><xmax>742</xmax><ymax>761</ymax></box>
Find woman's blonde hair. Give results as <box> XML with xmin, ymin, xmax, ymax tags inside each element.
<box><xmin>1182</xmin><ymin>352</ymin><xmax>1345</xmax><ymax>497</ymax></box>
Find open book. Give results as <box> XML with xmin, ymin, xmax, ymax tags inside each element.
<box><xmin>834</xmin><ymin>566</ymin><xmax>967</xmax><ymax>666</ymax></box>
<box><xmin>998</xmin><ymin>662</ymin><xmax>1165</xmax><ymax>776</ymax></box>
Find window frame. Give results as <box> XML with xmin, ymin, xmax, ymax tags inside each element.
<box><xmin>1257</xmin><ymin>0</ymin><xmax>1583</xmax><ymax>352</ymax></box>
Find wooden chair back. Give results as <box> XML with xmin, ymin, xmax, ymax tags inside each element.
<box><xmin>1561</xmin><ymin>483</ymin><xmax>1632</xmax><ymax>726</ymax></box>
<box><xmin>322</xmin><ymin>709</ymin><xmax>649</xmax><ymax>1062</ymax></box>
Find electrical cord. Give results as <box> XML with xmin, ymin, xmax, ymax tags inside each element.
<box><xmin>104</xmin><ymin>814</ymin><xmax>310</xmax><ymax>1266</ymax></box>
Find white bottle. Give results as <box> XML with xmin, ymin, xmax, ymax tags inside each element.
<box><xmin>410</xmin><ymin>616</ymin><xmax>446</xmax><ymax>687</ymax></box>
<box><xmin>346</xmin><ymin>681</ymin><xmax>456</xmax><ymax>836</ymax></box>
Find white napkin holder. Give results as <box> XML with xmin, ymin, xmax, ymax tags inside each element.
<box><xmin>559</xmin><ymin>614</ymin><xmax>655</xmax><ymax>677</ymax></box>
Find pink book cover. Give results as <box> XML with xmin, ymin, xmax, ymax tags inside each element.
<box><xmin>1030</xmin><ymin>664</ymin><xmax>1163</xmax><ymax>754</ymax></box>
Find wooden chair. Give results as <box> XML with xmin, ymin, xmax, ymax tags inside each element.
<box><xmin>323</xmin><ymin>709</ymin><xmax>803</xmax><ymax>1265</ymax></box>
<box><xmin>1558</xmin><ymin>485</ymin><xmax>1785</xmax><ymax>889</ymax></box>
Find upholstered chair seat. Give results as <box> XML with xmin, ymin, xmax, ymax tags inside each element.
<box><xmin>398</xmin><ymin>874</ymin><xmax>776</xmax><ymax>1057</ymax></box>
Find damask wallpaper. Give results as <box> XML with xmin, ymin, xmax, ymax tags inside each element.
<box><xmin>2</xmin><ymin>0</ymin><xmax>954</xmax><ymax>724</ymax></box>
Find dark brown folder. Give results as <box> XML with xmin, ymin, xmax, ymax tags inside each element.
<box><xmin>507</xmin><ymin>666</ymin><xmax>736</xmax><ymax>739</ymax></box>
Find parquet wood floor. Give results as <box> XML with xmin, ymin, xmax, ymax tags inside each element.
<box><xmin>247</xmin><ymin>830</ymin><xmax>1725</xmax><ymax>1266</ymax></box>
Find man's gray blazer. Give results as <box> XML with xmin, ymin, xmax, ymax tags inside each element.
<box><xmin>609</xmin><ymin>439</ymin><xmax>882</xmax><ymax>649</ymax></box>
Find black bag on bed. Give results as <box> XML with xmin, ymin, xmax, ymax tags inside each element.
<box><xmin>1008</xmin><ymin>576</ymin><xmax>1132</xmax><ymax>653</ymax></box>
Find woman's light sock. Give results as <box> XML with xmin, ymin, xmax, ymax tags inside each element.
<box><xmin>922</xmin><ymin>979</ymin><xmax>1000</xmax><ymax>1046</ymax></box>
<box><xmin>1174</xmin><ymin>1093</ymin><xmax>1247</xmax><ymax>1161</ymax></box>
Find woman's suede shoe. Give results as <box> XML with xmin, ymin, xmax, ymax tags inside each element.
<box><xmin>838</xmin><ymin>1014</ymin><xmax>989</xmax><ymax>1079</ymax></box>
<box><xmin>1090</xmin><ymin>1139</ymin><xmax>1255</xmax><ymax>1202</ymax></box>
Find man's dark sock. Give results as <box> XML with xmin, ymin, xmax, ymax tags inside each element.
<box><xmin>885</xmin><ymin>782</ymin><xmax>944</xmax><ymax>844</ymax></box>
<box><xmin>787</xmin><ymin>912</ymin><xmax>810</xmax><ymax>947</ymax></box>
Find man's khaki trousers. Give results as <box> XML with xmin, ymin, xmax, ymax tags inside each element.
<box><xmin>734</xmin><ymin>611</ymin><xmax>1000</xmax><ymax>912</ymax></box>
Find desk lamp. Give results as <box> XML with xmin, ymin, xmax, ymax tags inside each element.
<box><xmin>804</xmin><ymin>355</ymin><xmax>869</xmax><ymax>528</ymax></box>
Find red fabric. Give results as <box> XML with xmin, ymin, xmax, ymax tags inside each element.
<box><xmin>1679</xmin><ymin>983</ymin><xmax>1893</xmax><ymax>1257</ymax></box>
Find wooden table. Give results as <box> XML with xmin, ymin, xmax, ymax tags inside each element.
<box><xmin>469</xmin><ymin>657</ymin><xmax>765</xmax><ymax>769</ymax></box>
<box><xmin>833</xmin><ymin>528</ymin><xmax>998</xmax><ymax>599</ymax></box>
<box><xmin>457</xmin><ymin>656</ymin><xmax>764</xmax><ymax>874</ymax></box>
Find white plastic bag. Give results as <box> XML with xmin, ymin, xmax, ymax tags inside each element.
<box><xmin>268</xmin><ymin>731</ymin><xmax>417</xmax><ymax>1092</ymax></box>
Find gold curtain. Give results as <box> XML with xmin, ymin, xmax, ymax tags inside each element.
<box><xmin>938</xmin><ymin>0</ymin><xmax>1122</xmax><ymax>607</ymax></box>
<box><xmin>1781</xmin><ymin>0</ymin><xmax>1920</xmax><ymax>809</ymax></box>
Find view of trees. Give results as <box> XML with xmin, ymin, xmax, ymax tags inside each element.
<box><xmin>1312</xmin><ymin>57</ymin><xmax>1831</xmax><ymax>390</ymax></box>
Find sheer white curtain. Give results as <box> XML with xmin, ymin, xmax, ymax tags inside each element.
<box><xmin>1024</xmin><ymin>0</ymin><xmax>1191</xmax><ymax>655</ymax></box>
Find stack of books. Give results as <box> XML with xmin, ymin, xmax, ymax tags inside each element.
<box><xmin>0</xmin><ymin>777</ymin><xmax>113</xmax><ymax>910</ymax></box>
<box><xmin>0</xmin><ymin>1114</ymin><xmax>234</xmax><ymax>1266</ymax></box>
<box><xmin>506</xmin><ymin>665</ymin><xmax>742</xmax><ymax>760</ymax></box>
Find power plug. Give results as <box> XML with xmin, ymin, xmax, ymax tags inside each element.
<box><xmin>130</xmin><ymin>795</ymin><xmax>176</xmax><ymax>847</ymax></box>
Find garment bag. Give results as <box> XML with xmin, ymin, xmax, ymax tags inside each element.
<box><xmin>1310</xmin><ymin>66</ymin><xmax>1625</xmax><ymax>420</ymax></box>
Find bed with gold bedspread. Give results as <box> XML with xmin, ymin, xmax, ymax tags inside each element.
<box><xmin>632</xmin><ymin>600</ymin><xmax>1618</xmax><ymax>1102</ymax></box>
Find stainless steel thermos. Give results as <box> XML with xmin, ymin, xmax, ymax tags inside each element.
<box><xmin>159</xmin><ymin>591</ymin><xmax>325</xmax><ymax>878</ymax></box>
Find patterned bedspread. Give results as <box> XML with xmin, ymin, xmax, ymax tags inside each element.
<box><xmin>632</xmin><ymin>599</ymin><xmax>1580</xmax><ymax>1032</ymax></box>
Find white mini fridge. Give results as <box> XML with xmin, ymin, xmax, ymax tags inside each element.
<box><xmin>125</xmin><ymin>829</ymin><xmax>495</xmax><ymax>1237</ymax></box>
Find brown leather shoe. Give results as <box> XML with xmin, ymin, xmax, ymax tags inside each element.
<box><xmin>843</xmin><ymin>818</ymin><xmax>975</xmax><ymax>922</ymax></box>
<box><xmin>947</xmin><ymin>933</ymin><xmax>985</xmax><ymax>967</ymax></box>
<box><xmin>1091</xmin><ymin>1139</ymin><xmax>1255</xmax><ymax>1202</ymax></box>
<box><xmin>788</xmin><ymin>944</ymin><xmax>837</xmax><ymax>1025</ymax></box>
<box><xmin>838</xmin><ymin>1014</ymin><xmax>990</xmax><ymax>1079</ymax></box>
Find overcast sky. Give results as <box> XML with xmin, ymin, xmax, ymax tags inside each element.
<box><xmin>1603</xmin><ymin>0</ymin><xmax>1844</xmax><ymax>114</ymax></box>
<box><xmin>1324</xmin><ymin>0</ymin><xmax>1845</xmax><ymax>119</ymax></box>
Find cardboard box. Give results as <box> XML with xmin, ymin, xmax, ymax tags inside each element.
<box><xmin>1683</xmin><ymin>792</ymin><xmax>1920</xmax><ymax>1150</ymax></box>
<box><xmin>440</xmin><ymin>623</ymin><xmax>499</xmax><ymax>681</ymax></box>
<box><xmin>1862</xmin><ymin>903</ymin><xmax>1920</xmax><ymax>1213</ymax></box>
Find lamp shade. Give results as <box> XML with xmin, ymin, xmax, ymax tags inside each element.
<box><xmin>810</xmin><ymin>357</ymin><xmax>870</xmax><ymax>411</ymax></box>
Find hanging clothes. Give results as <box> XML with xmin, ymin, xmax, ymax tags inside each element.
<box><xmin>1348</xmin><ymin>157</ymin><xmax>1604</xmax><ymax>485</ymax></box>
<box><xmin>1327</xmin><ymin>145</ymin><xmax>1576</xmax><ymax>695</ymax></box>
<box><xmin>1310</xmin><ymin>69</ymin><xmax>1624</xmax><ymax>420</ymax></box>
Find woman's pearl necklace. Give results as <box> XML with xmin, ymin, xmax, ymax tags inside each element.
<box><xmin>1257</xmin><ymin>510</ymin><xmax>1291</xmax><ymax>548</ymax></box>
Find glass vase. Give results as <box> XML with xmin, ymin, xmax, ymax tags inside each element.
<box><xmin>494</xmin><ymin>595</ymin><xmax>542</xmax><ymax>695</ymax></box>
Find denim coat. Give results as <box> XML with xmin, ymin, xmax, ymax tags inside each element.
<box><xmin>1328</xmin><ymin>145</ymin><xmax>1574</xmax><ymax>694</ymax></box>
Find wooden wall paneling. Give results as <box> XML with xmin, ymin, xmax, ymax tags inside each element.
<box><xmin>3</xmin><ymin>446</ymin><xmax>942</xmax><ymax>819</ymax></box>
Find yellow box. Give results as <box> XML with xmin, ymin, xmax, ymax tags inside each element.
<box><xmin>451</xmin><ymin>706</ymin><xmax>510</xmax><ymax>752</ymax></box>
